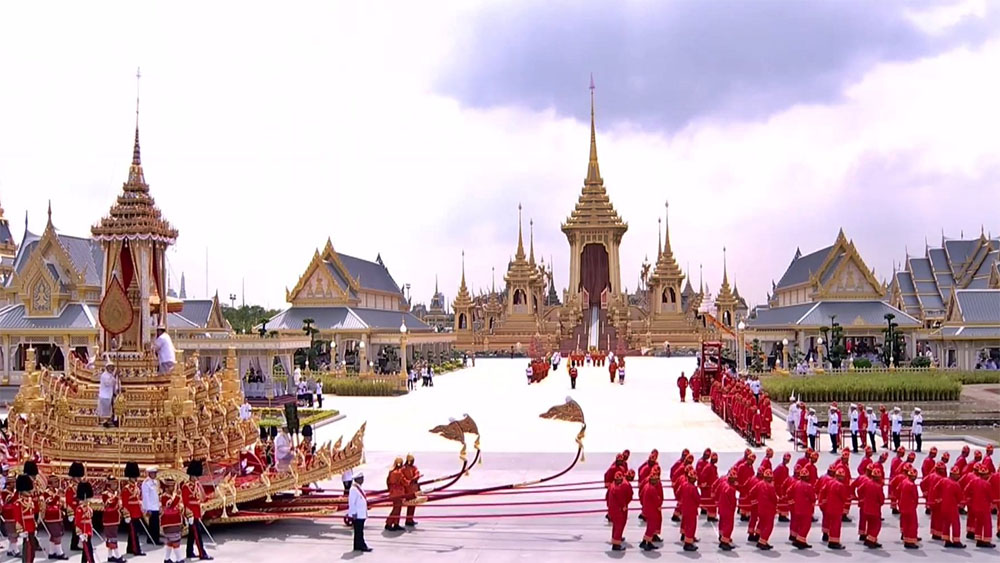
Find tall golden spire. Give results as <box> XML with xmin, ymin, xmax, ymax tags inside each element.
<box><xmin>716</xmin><ymin>246</ymin><xmax>737</xmax><ymax>309</ymax></box>
<box><xmin>453</xmin><ymin>250</ymin><xmax>472</xmax><ymax>311</ymax></box>
<box><xmin>585</xmin><ymin>73</ymin><xmax>602</xmax><ymax>186</ymax></box>
<box><xmin>528</xmin><ymin>218</ymin><xmax>535</xmax><ymax>265</ymax></box>
<box><xmin>130</xmin><ymin>67</ymin><xmax>144</xmax><ymax>183</ymax></box>
<box><xmin>664</xmin><ymin>200</ymin><xmax>673</xmax><ymax>254</ymax></box>
<box><xmin>649</xmin><ymin>200</ymin><xmax>683</xmax><ymax>285</ymax></box>
<box><xmin>515</xmin><ymin>204</ymin><xmax>526</xmax><ymax>260</ymax></box>
<box><xmin>657</xmin><ymin>217</ymin><xmax>662</xmax><ymax>259</ymax></box>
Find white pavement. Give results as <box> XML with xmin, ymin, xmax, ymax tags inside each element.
<box><xmin>315</xmin><ymin>357</ymin><xmax>792</xmax><ymax>457</ymax></box>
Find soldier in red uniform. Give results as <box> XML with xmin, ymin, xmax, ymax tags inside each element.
<box><xmin>42</xmin><ymin>480</ymin><xmax>67</xmax><ymax>560</ymax></box>
<box><xmin>678</xmin><ymin>467</ymin><xmax>700</xmax><ymax>551</ymax></box>
<box><xmin>690</xmin><ymin>374</ymin><xmax>702</xmax><ymax>402</ymax></box>
<box><xmin>954</xmin><ymin>445</ymin><xmax>970</xmax><ymax>476</ymax></box>
<box><xmin>638</xmin><ymin>449</ymin><xmax>660</xmax><ymax>489</ymax></box>
<box><xmin>775</xmin><ymin>453</ymin><xmax>792</xmax><ymax>522</ymax></box>
<box><xmin>969</xmin><ymin>464</ymin><xmax>996</xmax><ymax>548</ymax></box>
<box><xmin>608</xmin><ymin>359</ymin><xmax>617</xmax><ymax>384</ymax></box>
<box><xmin>181</xmin><ymin>460</ymin><xmax>212</xmax><ymax>560</ymax></box>
<box><xmin>638</xmin><ymin>468</ymin><xmax>663</xmax><ymax>551</ymax></box>
<box><xmin>879</xmin><ymin>405</ymin><xmax>890</xmax><ymax>449</ymax></box>
<box><xmin>698</xmin><ymin>452</ymin><xmax>719</xmax><ymax>521</ymax></box>
<box><xmin>73</xmin><ymin>482</ymin><xmax>96</xmax><ymax>563</ymax></box>
<box><xmin>160</xmin><ymin>487</ymin><xmax>184</xmax><ymax>563</ymax></box>
<box><xmin>120</xmin><ymin>461</ymin><xmax>146</xmax><ymax>556</ymax></box>
<box><xmin>670</xmin><ymin>453</ymin><xmax>694</xmax><ymax>522</ymax></box>
<box><xmin>677</xmin><ymin>372</ymin><xmax>688</xmax><ymax>402</ymax></box>
<box><xmin>714</xmin><ymin>471</ymin><xmax>738</xmax><ymax>550</ymax></box>
<box><xmin>603</xmin><ymin>454</ymin><xmax>626</xmax><ymax>521</ymax></box>
<box><xmin>824</xmin><ymin>468</ymin><xmax>850</xmax><ymax>549</ymax></box>
<box><xmin>385</xmin><ymin>457</ymin><xmax>406</xmax><ymax>531</ymax></box>
<box><xmin>568</xmin><ymin>364</ymin><xmax>578</xmax><ymax>389</ymax></box>
<box><xmin>607</xmin><ymin>472</ymin><xmax>631</xmax><ymax>551</ymax></box>
<box><xmin>899</xmin><ymin>466</ymin><xmax>920</xmax><ymax>549</ymax></box>
<box><xmin>13</xmin><ymin>474</ymin><xmax>37</xmax><ymax>563</ymax></box>
<box><xmin>101</xmin><ymin>477</ymin><xmax>124</xmax><ymax>563</ymax></box>
<box><xmin>694</xmin><ymin>448</ymin><xmax>711</xmax><ymax>513</ymax></box>
<box><xmin>402</xmin><ymin>454</ymin><xmax>421</xmax><ymax>527</ymax></box>
<box><xmin>2</xmin><ymin>477</ymin><xmax>18</xmax><ymax>558</ymax></box>
<box><xmin>857</xmin><ymin>403</ymin><xmax>868</xmax><ymax>449</ymax></box>
<box><xmin>65</xmin><ymin>462</ymin><xmax>84</xmax><ymax>553</ymax></box>
<box><xmin>753</xmin><ymin>468</ymin><xmax>777</xmax><ymax>550</ymax></box>
<box><xmin>860</xmin><ymin>466</ymin><xmax>885</xmax><ymax>549</ymax></box>
<box><xmin>922</xmin><ymin>447</ymin><xmax>938</xmax><ymax>478</ymax></box>
<box><xmin>736</xmin><ymin>452</ymin><xmax>756</xmax><ymax>521</ymax></box>
<box><xmin>985</xmin><ymin>444</ymin><xmax>996</xmax><ymax>474</ymax></box>
<box><xmin>926</xmin><ymin>462</ymin><xmax>945</xmax><ymax>539</ymax></box>
<box><xmin>789</xmin><ymin>468</ymin><xmax>815</xmax><ymax>549</ymax></box>
<box><xmin>938</xmin><ymin>465</ymin><xmax>966</xmax><ymax>548</ymax></box>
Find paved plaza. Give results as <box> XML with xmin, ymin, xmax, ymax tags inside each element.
<box><xmin>185</xmin><ymin>358</ymin><xmax>998</xmax><ymax>562</ymax></box>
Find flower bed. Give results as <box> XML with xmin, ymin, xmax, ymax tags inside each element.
<box><xmin>321</xmin><ymin>377</ymin><xmax>406</xmax><ymax>396</ymax></box>
<box><xmin>761</xmin><ymin>372</ymin><xmax>961</xmax><ymax>403</ymax></box>
<box><xmin>257</xmin><ymin>407</ymin><xmax>339</xmax><ymax>428</ymax></box>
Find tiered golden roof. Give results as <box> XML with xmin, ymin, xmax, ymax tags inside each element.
<box><xmin>452</xmin><ymin>251</ymin><xmax>473</xmax><ymax>311</ymax></box>
<box><xmin>91</xmin><ymin>127</ymin><xmax>178</xmax><ymax>243</ymax></box>
<box><xmin>649</xmin><ymin>202</ymin><xmax>684</xmax><ymax>286</ymax></box>
<box><xmin>715</xmin><ymin>248</ymin><xmax>738</xmax><ymax>310</ymax></box>
<box><xmin>504</xmin><ymin>205</ymin><xmax>540</xmax><ymax>284</ymax></box>
<box><xmin>561</xmin><ymin>90</ymin><xmax>627</xmax><ymax>235</ymax></box>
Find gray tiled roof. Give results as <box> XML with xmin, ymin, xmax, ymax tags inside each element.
<box><xmin>918</xmin><ymin>293</ymin><xmax>945</xmax><ymax>311</ymax></box>
<box><xmin>746</xmin><ymin>302</ymin><xmax>816</xmax><ymax>328</ymax></box>
<box><xmin>797</xmin><ymin>301</ymin><xmax>920</xmax><ymax>328</ymax></box>
<box><xmin>945</xmin><ymin>239</ymin><xmax>977</xmax><ymax>271</ymax></box>
<box><xmin>776</xmin><ymin>246</ymin><xmax>831</xmax><ymax>289</ymax></box>
<box><xmin>928</xmin><ymin>248</ymin><xmax>948</xmax><ymax>272</ymax></box>
<box><xmin>168</xmin><ymin>312</ymin><xmax>200</xmax><ymax>329</ymax></box>
<box><xmin>266</xmin><ymin>306</ymin><xmax>366</xmax><ymax>332</ymax></box>
<box><xmin>0</xmin><ymin>303</ymin><xmax>97</xmax><ymax>330</ymax></box>
<box><xmin>338</xmin><ymin>253</ymin><xmax>403</xmax><ymax>295</ymax></box>
<box><xmin>10</xmin><ymin>231</ymin><xmax>103</xmax><ymax>287</ymax></box>
<box><xmin>819</xmin><ymin>252</ymin><xmax>845</xmax><ymax>285</ymax></box>
<box><xmin>896</xmin><ymin>271</ymin><xmax>916</xmax><ymax>294</ymax></box>
<box><xmin>0</xmin><ymin>221</ymin><xmax>12</xmax><ymax>246</ymax></box>
<box><xmin>942</xmin><ymin>326</ymin><xmax>1000</xmax><ymax>338</ymax></box>
<box><xmin>350</xmin><ymin>308</ymin><xmax>430</xmax><ymax>332</ymax></box>
<box><xmin>908</xmin><ymin>257</ymin><xmax>933</xmax><ymax>280</ymax></box>
<box><xmin>178</xmin><ymin>299</ymin><xmax>214</xmax><ymax>328</ymax></box>
<box><xmin>955</xmin><ymin>290</ymin><xmax>1000</xmax><ymax>323</ymax></box>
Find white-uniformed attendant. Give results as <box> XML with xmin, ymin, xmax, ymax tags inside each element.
<box><xmin>890</xmin><ymin>407</ymin><xmax>903</xmax><ymax>450</ymax></box>
<box><xmin>806</xmin><ymin>408</ymin><xmax>818</xmax><ymax>451</ymax></box>
<box><xmin>849</xmin><ymin>404</ymin><xmax>860</xmax><ymax>453</ymax></box>
<box><xmin>347</xmin><ymin>472</ymin><xmax>371</xmax><ymax>552</ymax></box>
<box><xmin>911</xmin><ymin>408</ymin><xmax>924</xmax><ymax>453</ymax></box>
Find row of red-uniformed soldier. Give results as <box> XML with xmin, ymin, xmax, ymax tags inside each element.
<box><xmin>0</xmin><ymin>460</ymin><xmax>212</xmax><ymax>563</ymax></box>
<box><xmin>604</xmin><ymin>446</ymin><xmax>999</xmax><ymax>552</ymax></box>
<box><xmin>707</xmin><ymin>377</ymin><xmax>773</xmax><ymax>447</ymax></box>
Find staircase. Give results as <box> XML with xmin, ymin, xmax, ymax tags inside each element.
<box><xmin>588</xmin><ymin>306</ymin><xmax>600</xmax><ymax>349</ymax></box>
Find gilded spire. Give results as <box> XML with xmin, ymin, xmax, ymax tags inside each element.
<box><xmin>515</xmin><ymin>204</ymin><xmax>525</xmax><ymax>260</ymax></box>
<box><xmin>453</xmin><ymin>250</ymin><xmax>473</xmax><ymax>311</ymax></box>
<box><xmin>664</xmin><ymin>200</ymin><xmax>673</xmax><ymax>254</ymax></box>
<box><xmin>657</xmin><ymin>217</ymin><xmax>662</xmax><ymax>258</ymax></box>
<box><xmin>529</xmin><ymin>218</ymin><xmax>535</xmax><ymax>266</ymax></box>
<box><xmin>716</xmin><ymin>246</ymin><xmax>737</xmax><ymax>309</ymax></box>
<box><xmin>649</xmin><ymin>200</ymin><xmax>683</xmax><ymax>286</ymax></box>
<box><xmin>586</xmin><ymin>73</ymin><xmax>602</xmax><ymax>186</ymax></box>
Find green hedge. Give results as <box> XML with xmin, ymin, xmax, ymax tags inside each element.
<box><xmin>950</xmin><ymin>371</ymin><xmax>1000</xmax><ymax>385</ymax></box>
<box><xmin>761</xmin><ymin>373</ymin><xmax>961</xmax><ymax>403</ymax></box>
<box><xmin>258</xmin><ymin>407</ymin><xmax>339</xmax><ymax>428</ymax></box>
<box><xmin>323</xmin><ymin>379</ymin><xmax>404</xmax><ymax>396</ymax></box>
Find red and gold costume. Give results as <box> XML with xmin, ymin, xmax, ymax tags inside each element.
<box><xmin>697</xmin><ymin>453</ymin><xmax>719</xmax><ymax>520</ymax></box>
<box><xmin>752</xmin><ymin>469</ymin><xmax>777</xmax><ymax>548</ymax></box>
<box><xmin>13</xmin><ymin>492</ymin><xmax>39</xmax><ymax>562</ymax></box>
<box><xmin>181</xmin><ymin>478</ymin><xmax>209</xmax><ymax>559</ymax></box>
<box><xmin>402</xmin><ymin>456</ymin><xmax>421</xmax><ymax>526</ymax></box>
<box><xmin>41</xmin><ymin>487</ymin><xmax>66</xmax><ymax>558</ymax></box>
<box><xmin>859</xmin><ymin>468</ymin><xmax>885</xmax><ymax>547</ymax></box>
<box><xmin>2</xmin><ymin>487</ymin><xmax>19</xmax><ymax>553</ymax></box>
<box><xmin>936</xmin><ymin>466</ymin><xmax>965</xmax><ymax>546</ymax></box>
<box><xmin>774</xmin><ymin>454</ymin><xmax>792</xmax><ymax>521</ymax></box>
<box><xmin>676</xmin><ymin>373</ymin><xmax>688</xmax><ymax>402</ymax></box>
<box><xmin>73</xmin><ymin>502</ymin><xmax>95</xmax><ymax>563</ymax></box>
<box><xmin>968</xmin><ymin>464</ymin><xmax>995</xmax><ymax>547</ymax></box>
<box><xmin>789</xmin><ymin>469</ymin><xmax>816</xmax><ymax>548</ymax></box>
<box><xmin>607</xmin><ymin>473</ymin><xmax>632</xmax><ymax>550</ymax></box>
<box><xmin>677</xmin><ymin>469</ymin><xmax>700</xmax><ymax>551</ymax></box>
<box><xmin>713</xmin><ymin>472</ymin><xmax>738</xmax><ymax>549</ymax></box>
<box><xmin>899</xmin><ymin>468</ymin><xmax>920</xmax><ymax>547</ymax></box>
<box><xmin>385</xmin><ymin>459</ymin><xmax>406</xmax><ymax>529</ymax></box>
<box><xmin>101</xmin><ymin>486</ymin><xmax>122</xmax><ymax>552</ymax></box>
<box><xmin>638</xmin><ymin>470</ymin><xmax>663</xmax><ymax>549</ymax></box>
<box><xmin>121</xmin><ymin>479</ymin><xmax>145</xmax><ymax>555</ymax></box>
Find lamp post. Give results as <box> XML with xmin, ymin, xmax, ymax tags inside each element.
<box><xmin>737</xmin><ymin>321</ymin><xmax>746</xmax><ymax>373</ymax></box>
<box><xmin>817</xmin><ymin>337</ymin><xmax>824</xmax><ymax>370</ymax></box>
<box><xmin>400</xmin><ymin>319</ymin><xmax>409</xmax><ymax>378</ymax></box>
<box><xmin>781</xmin><ymin>338</ymin><xmax>789</xmax><ymax>372</ymax></box>
<box><xmin>358</xmin><ymin>340</ymin><xmax>367</xmax><ymax>373</ymax></box>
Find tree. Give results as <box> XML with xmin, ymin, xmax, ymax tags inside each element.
<box><xmin>301</xmin><ymin>318</ymin><xmax>320</xmax><ymax>370</ymax></box>
<box><xmin>750</xmin><ymin>338</ymin><xmax>764</xmax><ymax>372</ymax></box>
<box><xmin>882</xmin><ymin>313</ymin><xmax>902</xmax><ymax>367</ymax></box>
<box><xmin>222</xmin><ymin>304</ymin><xmax>281</xmax><ymax>335</ymax></box>
<box><xmin>822</xmin><ymin>315</ymin><xmax>846</xmax><ymax>369</ymax></box>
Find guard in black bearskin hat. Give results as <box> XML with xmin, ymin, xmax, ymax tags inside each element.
<box><xmin>181</xmin><ymin>461</ymin><xmax>212</xmax><ymax>560</ymax></box>
<box><xmin>65</xmin><ymin>462</ymin><xmax>84</xmax><ymax>552</ymax></box>
<box><xmin>14</xmin><ymin>473</ymin><xmax>38</xmax><ymax>563</ymax></box>
<box><xmin>120</xmin><ymin>462</ymin><xmax>146</xmax><ymax>556</ymax></box>
<box><xmin>73</xmin><ymin>482</ymin><xmax>96</xmax><ymax>563</ymax></box>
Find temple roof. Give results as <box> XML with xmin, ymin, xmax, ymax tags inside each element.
<box><xmin>748</xmin><ymin>300</ymin><xmax>918</xmax><ymax>329</ymax></box>
<box><xmin>9</xmin><ymin>227</ymin><xmax>103</xmax><ymax>289</ymax></box>
<box><xmin>0</xmin><ymin>303</ymin><xmax>97</xmax><ymax>330</ymax></box>
<box><xmin>715</xmin><ymin>248</ymin><xmax>737</xmax><ymax>309</ymax></box>
<box><xmin>266</xmin><ymin>306</ymin><xmax>430</xmax><ymax>333</ymax></box>
<box><xmin>453</xmin><ymin>251</ymin><xmax>473</xmax><ymax>311</ymax></box>
<box><xmin>91</xmin><ymin>125</ymin><xmax>178</xmax><ymax>243</ymax></box>
<box><xmin>561</xmin><ymin>86</ymin><xmax>627</xmax><ymax>235</ymax></box>
<box><xmin>649</xmin><ymin>205</ymin><xmax>683</xmax><ymax>286</ymax></box>
<box><xmin>952</xmin><ymin>289</ymin><xmax>1000</xmax><ymax>324</ymax></box>
<box><xmin>776</xmin><ymin>244</ymin><xmax>833</xmax><ymax>290</ymax></box>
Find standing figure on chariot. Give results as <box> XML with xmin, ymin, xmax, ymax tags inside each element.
<box><xmin>121</xmin><ymin>462</ymin><xmax>146</xmax><ymax>557</ymax></box>
<box><xmin>73</xmin><ymin>483</ymin><xmax>96</xmax><ymax>563</ymax></box>
<box><xmin>181</xmin><ymin>461</ymin><xmax>212</xmax><ymax>561</ymax></box>
<box><xmin>101</xmin><ymin>477</ymin><xmax>124</xmax><ymax>563</ymax></box>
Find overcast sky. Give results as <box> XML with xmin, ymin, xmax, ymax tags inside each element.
<box><xmin>1</xmin><ymin>1</ymin><xmax>997</xmax><ymax>311</ymax></box>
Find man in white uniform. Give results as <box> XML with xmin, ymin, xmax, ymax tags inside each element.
<box><xmin>911</xmin><ymin>408</ymin><xmax>923</xmax><ymax>452</ymax></box>
<box><xmin>238</xmin><ymin>400</ymin><xmax>252</xmax><ymax>421</ymax></box>
<box><xmin>98</xmin><ymin>361</ymin><xmax>118</xmax><ymax>427</ymax></box>
<box><xmin>848</xmin><ymin>404</ymin><xmax>860</xmax><ymax>453</ymax></box>
<box><xmin>865</xmin><ymin>406</ymin><xmax>878</xmax><ymax>448</ymax></box>
<box><xmin>142</xmin><ymin>466</ymin><xmax>162</xmax><ymax>545</ymax></box>
<box><xmin>274</xmin><ymin>426</ymin><xmax>293</xmax><ymax>471</ymax></box>
<box><xmin>347</xmin><ymin>472</ymin><xmax>371</xmax><ymax>552</ymax></box>
<box><xmin>152</xmin><ymin>327</ymin><xmax>176</xmax><ymax>374</ymax></box>
<box><xmin>827</xmin><ymin>405</ymin><xmax>840</xmax><ymax>453</ymax></box>
<box><xmin>786</xmin><ymin>397</ymin><xmax>799</xmax><ymax>442</ymax></box>
<box><xmin>890</xmin><ymin>407</ymin><xmax>903</xmax><ymax>450</ymax></box>
<box><xmin>806</xmin><ymin>408</ymin><xmax>818</xmax><ymax>451</ymax></box>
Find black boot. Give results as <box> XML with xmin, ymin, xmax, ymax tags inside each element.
<box><xmin>828</xmin><ymin>542</ymin><xmax>845</xmax><ymax>550</ymax></box>
<box><xmin>683</xmin><ymin>543</ymin><xmax>698</xmax><ymax>552</ymax></box>
<box><xmin>977</xmin><ymin>541</ymin><xmax>997</xmax><ymax>549</ymax></box>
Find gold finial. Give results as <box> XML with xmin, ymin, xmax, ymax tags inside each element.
<box><xmin>657</xmin><ymin>217</ymin><xmax>662</xmax><ymax>258</ymax></box>
<box><xmin>460</xmin><ymin>250</ymin><xmax>467</xmax><ymax>287</ymax></box>
<box><xmin>529</xmin><ymin>218</ymin><xmax>535</xmax><ymax>265</ymax></box>
<box><xmin>133</xmin><ymin>67</ymin><xmax>142</xmax><ymax>166</ymax></box>
<box><xmin>47</xmin><ymin>200</ymin><xmax>52</xmax><ymax>225</ymax></box>
<box><xmin>722</xmin><ymin>246</ymin><xmax>729</xmax><ymax>285</ymax></box>
<box><xmin>585</xmin><ymin>73</ymin><xmax>602</xmax><ymax>186</ymax></box>
<box><xmin>515</xmin><ymin>204</ymin><xmax>525</xmax><ymax>259</ymax></box>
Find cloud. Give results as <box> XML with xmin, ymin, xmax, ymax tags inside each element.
<box><xmin>436</xmin><ymin>0</ymin><xmax>998</xmax><ymax>131</ymax></box>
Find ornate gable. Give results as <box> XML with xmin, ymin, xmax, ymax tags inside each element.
<box><xmin>206</xmin><ymin>293</ymin><xmax>231</xmax><ymax>330</ymax></box>
<box><xmin>286</xmin><ymin>239</ymin><xmax>359</xmax><ymax>305</ymax></box>
<box><xmin>814</xmin><ymin>232</ymin><xmax>884</xmax><ymax>299</ymax></box>
<box><xmin>945</xmin><ymin>287</ymin><xmax>963</xmax><ymax>324</ymax></box>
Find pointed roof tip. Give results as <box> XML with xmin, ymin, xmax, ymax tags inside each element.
<box><xmin>585</xmin><ymin>76</ymin><xmax>602</xmax><ymax>185</ymax></box>
<box><xmin>47</xmin><ymin>200</ymin><xmax>52</xmax><ymax>225</ymax></box>
<box><xmin>529</xmin><ymin>218</ymin><xmax>535</xmax><ymax>264</ymax></box>
<box><xmin>515</xmin><ymin>204</ymin><xmax>526</xmax><ymax>259</ymax></box>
